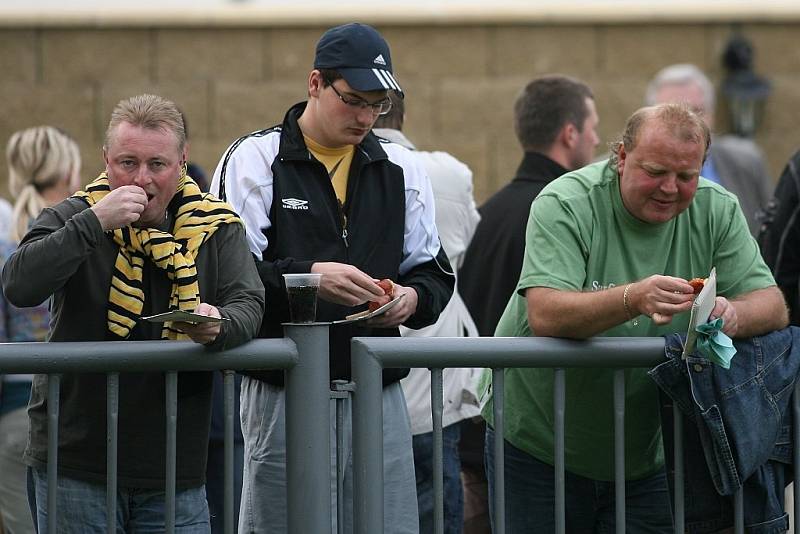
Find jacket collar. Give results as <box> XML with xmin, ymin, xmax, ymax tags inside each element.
<box><xmin>278</xmin><ymin>101</ymin><xmax>389</xmax><ymax>163</ymax></box>
<box><xmin>514</xmin><ymin>151</ymin><xmax>569</xmax><ymax>184</ymax></box>
<box><xmin>372</xmin><ymin>128</ymin><xmax>416</xmax><ymax>150</ymax></box>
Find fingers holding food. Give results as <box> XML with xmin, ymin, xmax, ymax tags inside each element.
<box><xmin>368</xmin><ymin>278</ymin><xmax>395</xmax><ymax>312</ymax></box>
<box><xmin>688</xmin><ymin>277</ymin><xmax>706</xmax><ymax>295</ymax></box>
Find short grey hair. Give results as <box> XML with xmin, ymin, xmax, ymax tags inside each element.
<box><xmin>645</xmin><ymin>64</ymin><xmax>715</xmax><ymax>113</ymax></box>
<box><xmin>105</xmin><ymin>94</ymin><xmax>185</xmax><ymax>151</ymax></box>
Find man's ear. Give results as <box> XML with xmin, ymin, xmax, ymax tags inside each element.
<box><xmin>102</xmin><ymin>147</ymin><xmax>109</xmax><ymax>167</ymax></box>
<box><xmin>560</xmin><ymin>122</ymin><xmax>578</xmax><ymax>149</ymax></box>
<box><xmin>308</xmin><ymin>70</ymin><xmax>323</xmax><ymax>98</ymax></box>
<box><xmin>617</xmin><ymin>145</ymin><xmax>627</xmax><ymax>176</ymax></box>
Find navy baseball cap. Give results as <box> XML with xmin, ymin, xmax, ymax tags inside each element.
<box><xmin>314</xmin><ymin>23</ymin><xmax>403</xmax><ymax>96</ymax></box>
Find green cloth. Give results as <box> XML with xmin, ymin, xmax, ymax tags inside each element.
<box><xmin>695</xmin><ymin>318</ymin><xmax>737</xmax><ymax>369</ymax></box>
<box><xmin>481</xmin><ymin>159</ymin><xmax>776</xmax><ymax>481</ymax></box>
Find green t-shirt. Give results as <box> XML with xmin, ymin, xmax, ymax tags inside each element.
<box><xmin>482</xmin><ymin>159</ymin><xmax>776</xmax><ymax>481</ymax></box>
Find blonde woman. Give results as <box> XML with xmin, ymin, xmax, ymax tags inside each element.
<box><xmin>7</xmin><ymin>126</ymin><xmax>81</xmax><ymax>241</ymax></box>
<box><xmin>0</xmin><ymin>126</ymin><xmax>81</xmax><ymax>534</ymax></box>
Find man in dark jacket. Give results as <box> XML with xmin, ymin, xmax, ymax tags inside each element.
<box><xmin>456</xmin><ymin>75</ymin><xmax>599</xmax><ymax>532</ymax></box>
<box><xmin>759</xmin><ymin>149</ymin><xmax>800</xmax><ymax>325</ymax></box>
<box><xmin>2</xmin><ymin>93</ymin><xmax>265</xmax><ymax>532</ymax></box>
<box><xmin>459</xmin><ymin>75</ymin><xmax>599</xmax><ymax>337</ymax></box>
<box><xmin>211</xmin><ymin>23</ymin><xmax>454</xmax><ymax>534</ymax></box>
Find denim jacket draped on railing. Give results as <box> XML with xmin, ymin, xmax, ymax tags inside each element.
<box><xmin>650</xmin><ymin>327</ymin><xmax>799</xmax><ymax>534</ymax></box>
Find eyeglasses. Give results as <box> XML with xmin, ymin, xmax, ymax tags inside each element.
<box><xmin>329</xmin><ymin>83</ymin><xmax>392</xmax><ymax>116</ymax></box>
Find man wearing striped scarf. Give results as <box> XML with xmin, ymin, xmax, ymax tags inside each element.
<box><xmin>2</xmin><ymin>94</ymin><xmax>264</xmax><ymax>533</ymax></box>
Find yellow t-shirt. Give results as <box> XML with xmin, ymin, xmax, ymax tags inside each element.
<box><xmin>304</xmin><ymin>135</ymin><xmax>355</xmax><ymax>204</ymax></box>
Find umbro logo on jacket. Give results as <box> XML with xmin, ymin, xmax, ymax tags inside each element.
<box><xmin>282</xmin><ymin>198</ymin><xmax>309</xmax><ymax>210</ymax></box>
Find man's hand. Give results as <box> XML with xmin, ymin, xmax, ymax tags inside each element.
<box><xmin>628</xmin><ymin>275</ymin><xmax>695</xmax><ymax>325</ymax></box>
<box><xmin>91</xmin><ymin>185</ymin><xmax>148</xmax><ymax>231</ymax></box>
<box><xmin>310</xmin><ymin>262</ymin><xmax>385</xmax><ymax>306</ymax></box>
<box><xmin>710</xmin><ymin>297</ymin><xmax>738</xmax><ymax>337</ymax></box>
<box><xmin>368</xmin><ymin>284</ymin><xmax>418</xmax><ymax>328</ymax></box>
<box><xmin>173</xmin><ymin>303</ymin><xmax>223</xmax><ymax>345</ymax></box>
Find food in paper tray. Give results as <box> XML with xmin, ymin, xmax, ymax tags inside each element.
<box><xmin>368</xmin><ymin>278</ymin><xmax>395</xmax><ymax>312</ymax></box>
<box><xmin>688</xmin><ymin>277</ymin><xmax>706</xmax><ymax>295</ymax></box>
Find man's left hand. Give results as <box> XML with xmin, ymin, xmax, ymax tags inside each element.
<box><xmin>367</xmin><ymin>284</ymin><xmax>418</xmax><ymax>328</ymax></box>
<box><xmin>710</xmin><ymin>296</ymin><xmax>738</xmax><ymax>337</ymax></box>
<box><xmin>173</xmin><ymin>303</ymin><xmax>223</xmax><ymax>345</ymax></box>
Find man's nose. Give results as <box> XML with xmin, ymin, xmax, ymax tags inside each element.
<box><xmin>661</xmin><ymin>175</ymin><xmax>679</xmax><ymax>194</ymax></box>
<box><xmin>132</xmin><ymin>167</ymin><xmax>152</xmax><ymax>187</ymax></box>
<box><xmin>356</xmin><ymin>105</ymin><xmax>377</xmax><ymax>124</ymax></box>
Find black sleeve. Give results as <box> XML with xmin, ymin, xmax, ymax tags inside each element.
<box><xmin>2</xmin><ymin>199</ymin><xmax>102</xmax><ymax>308</ymax></box>
<box><xmin>205</xmin><ymin>223</ymin><xmax>265</xmax><ymax>351</ymax></box>
<box><xmin>758</xmin><ymin>150</ymin><xmax>800</xmax><ymax>324</ymax></box>
<box><xmin>400</xmin><ymin>245</ymin><xmax>455</xmax><ymax>330</ymax></box>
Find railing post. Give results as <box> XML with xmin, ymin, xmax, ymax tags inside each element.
<box><xmin>284</xmin><ymin>324</ymin><xmax>332</xmax><ymax>534</ymax></box>
<box><xmin>431</xmin><ymin>367</ymin><xmax>444</xmax><ymax>534</ymax></box>
<box><xmin>673</xmin><ymin>404</ymin><xmax>684</xmax><ymax>534</ymax></box>
<box><xmin>613</xmin><ymin>370</ymin><xmax>626</xmax><ymax>534</ymax></box>
<box><xmin>331</xmin><ymin>380</ymin><xmax>356</xmax><ymax>534</ymax></box>
<box><xmin>352</xmin><ymin>339</ymin><xmax>384</xmax><ymax>534</ymax></box>
<box><xmin>492</xmin><ymin>368</ymin><xmax>505</xmax><ymax>534</ymax></box>
<box><xmin>107</xmin><ymin>372</ymin><xmax>119</xmax><ymax>534</ymax></box>
<box><xmin>47</xmin><ymin>374</ymin><xmax>60</xmax><ymax>534</ymax></box>
<box><xmin>165</xmin><ymin>371</ymin><xmax>178</xmax><ymax>534</ymax></box>
<box><xmin>553</xmin><ymin>369</ymin><xmax>566</xmax><ymax>534</ymax></box>
<box><xmin>223</xmin><ymin>369</ymin><xmax>235</xmax><ymax>534</ymax></box>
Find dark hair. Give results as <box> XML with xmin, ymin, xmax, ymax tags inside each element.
<box><xmin>609</xmin><ymin>103</ymin><xmax>711</xmax><ymax>167</ymax></box>
<box><xmin>372</xmin><ymin>92</ymin><xmax>405</xmax><ymax>130</ymax></box>
<box><xmin>514</xmin><ymin>75</ymin><xmax>594</xmax><ymax>151</ymax></box>
<box><xmin>318</xmin><ymin>69</ymin><xmax>343</xmax><ymax>88</ymax></box>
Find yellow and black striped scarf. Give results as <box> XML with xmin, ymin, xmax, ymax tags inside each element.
<box><xmin>74</xmin><ymin>172</ymin><xmax>241</xmax><ymax>340</ymax></box>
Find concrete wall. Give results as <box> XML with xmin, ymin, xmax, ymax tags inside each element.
<box><xmin>1</xmin><ymin>20</ymin><xmax>799</xmax><ymax>204</ymax></box>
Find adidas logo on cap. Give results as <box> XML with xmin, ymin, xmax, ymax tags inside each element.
<box><xmin>373</xmin><ymin>54</ymin><xmax>387</xmax><ymax>66</ymax></box>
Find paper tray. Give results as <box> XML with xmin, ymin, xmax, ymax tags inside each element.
<box><xmin>682</xmin><ymin>267</ymin><xmax>716</xmax><ymax>358</ymax></box>
<box><xmin>332</xmin><ymin>294</ymin><xmax>405</xmax><ymax>325</ymax></box>
<box><xmin>141</xmin><ymin>311</ymin><xmax>230</xmax><ymax>324</ymax></box>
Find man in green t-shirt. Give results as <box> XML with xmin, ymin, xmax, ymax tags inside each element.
<box><xmin>482</xmin><ymin>103</ymin><xmax>788</xmax><ymax>533</ymax></box>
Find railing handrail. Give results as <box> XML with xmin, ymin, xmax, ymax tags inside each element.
<box><xmin>0</xmin><ymin>338</ymin><xmax>299</xmax><ymax>373</ymax></box>
<box><xmin>352</xmin><ymin>335</ymin><xmax>667</xmax><ymax>368</ymax></box>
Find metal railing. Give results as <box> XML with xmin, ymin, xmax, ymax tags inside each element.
<box><xmin>351</xmin><ymin>335</ymin><xmax>799</xmax><ymax>534</ymax></box>
<box><xmin>2</xmin><ymin>329</ymin><xmax>796</xmax><ymax>533</ymax></box>
<box><xmin>0</xmin><ymin>324</ymin><xmax>334</xmax><ymax>534</ymax></box>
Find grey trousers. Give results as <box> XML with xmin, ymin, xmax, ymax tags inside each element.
<box><xmin>238</xmin><ymin>377</ymin><xmax>419</xmax><ymax>534</ymax></box>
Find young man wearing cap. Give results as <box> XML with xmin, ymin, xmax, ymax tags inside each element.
<box><xmin>211</xmin><ymin>23</ymin><xmax>454</xmax><ymax>533</ymax></box>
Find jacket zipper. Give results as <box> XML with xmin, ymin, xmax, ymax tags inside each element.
<box><xmin>338</xmin><ymin>199</ymin><xmax>349</xmax><ymax>248</ymax></box>
<box><xmin>341</xmin><ymin>152</ymin><xmax>370</xmax><ymax>251</ymax></box>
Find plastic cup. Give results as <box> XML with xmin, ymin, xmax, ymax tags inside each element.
<box><xmin>283</xmin><ymin>273</ymin><xmax>322</xmax><ymax>323</ymax></box>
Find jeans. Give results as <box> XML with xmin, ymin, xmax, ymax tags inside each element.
<box><xmin>484</xmin><ymin>427</ymin><xmax>672</xmax><ymax>534</ymax></box>
<box><xmin>205</xmin><ymin>439</ymin><xmax>243</xmax><ymax>534</ymax></box>
<box><xmin>413</xmin><ymin>423</ymin><xmax>463</xmax><ymax>534</ymax></box>
<box><xmin>29</xmin><ymin>468</ymin><xmax>210</xmax><ymax>533</ymax></box>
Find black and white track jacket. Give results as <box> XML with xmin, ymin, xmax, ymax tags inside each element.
<box><xmin>212</xmin><ymin>102</ymin><xmax>455</xmax><ymax>386</ymax></box>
